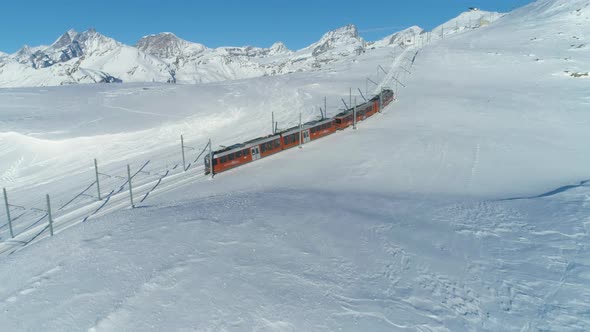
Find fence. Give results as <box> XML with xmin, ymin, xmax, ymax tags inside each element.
<box><xmin>0</xmin><ymin>135</ymin><xmax>212</xmax><ymax>255</ymax></box>
<box><xmin>0</xmin><ymin>45</ymin><xmax>421</xmax><ymax>256</ymax></box>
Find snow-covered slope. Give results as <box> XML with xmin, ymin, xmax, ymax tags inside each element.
<box><xmin>1</xmin><ymin>0</ymin><xmax>589</xmax><ymax>330</ymax></box>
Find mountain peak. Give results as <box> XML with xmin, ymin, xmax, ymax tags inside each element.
<box><xmin>51</xmin><ymin>29</ymin><xmax>78</xmax><ymax>49</ymax></box>
<box><xmin>333</xmin><ymin>24</ymin><xmax>359</xmax><ymax>37</ymax></box>
<box><xmin>136</xmin><ymin>32</ymin><xmax>206</xmax><ymax>59</ymax></box>
<box><xmin>308</xmin><ymin>24</ymin><xmax>364</xmax><ymax>57</ymax></box>
<box><xmin>269</xmin><ymin>42</ymin><xmax>290</xmax><ymax>55</ymax></box>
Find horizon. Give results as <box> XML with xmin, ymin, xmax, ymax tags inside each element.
<box><xmin>1</xmin><ymin>0</ymin><xmax>535</xmax><ymax>53</ymax></box>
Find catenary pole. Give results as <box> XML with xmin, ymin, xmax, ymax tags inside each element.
<box><xmin>46</xmin><ymin>194</ymin><xmax>53</xmax><ymax>236</ymax></box>
<box><xmin>94</xmin><ymin>159</ymin><xmax>101</xmax><ymax>200</ymax></box>
<box><xmin>3</xmin><ymin>188</ymin><xmax>14</xmax><ymax>238</ymax></box>
<box><xmin>209</xmin><ymin>139</ymin><xmax>214</xmax><ymax>178</ymax></box>
<box><xmin>353</xmin><ymin>97</ymin><xmax>357</xmax><ymax>130</ymax></box>
<box><xmin>127</xmin><ymin>164</ymin><xmax>135</xmax><ymax>208</ymax></box>
<box><xmin>379</xmin><ymin>87</ymin><xmax>383</xmax><ymax>113</ymax></box>
<box><xmin>181</xmin><ymin>135</ymin><xmax>186</xmax><ymax>171</ymax></box>
<box><xmin>299</xmin><ymin>113</ymin><xmax>302</xmax><ymax>149</ymax></box>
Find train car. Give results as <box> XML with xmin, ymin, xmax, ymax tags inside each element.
<box><xmin>205</xmin><ymin>134</ymin><xmax>282</xmax><ymax>175</ymax></box>
<box><xmin>334</xmin><ymin>100</ymin><xmax>373</xmax><ymax>130</ymax></box>
<box><xmin>280</xmin><ymin>117</ymin><xmax>336</xmax><ymax>149</ymax></box>
<box><xmin>366</xmin><ymin>95</ymin><xmax>380</xmax><ymax>117</ymax></box>
<box><xmin>253</xmin><ymin>134</ymin><xmax>283</xmax><ymax>158</ymax></box>
<box><xmin>382</xmin><ymin>89</ymin><xmax>394</xmax><ymax>107</ymax></box>
<box><xmin>305</xmin><ymin>118</ymin><xmax>336</xmax><ymax>141</ymax></box>
<box><xmin>334</xmin><ymin>109</ymin><xmax>354</xmax><ymax>130</ymax></box>
<box><xmin>355</xmin><ymin>102</ymin><xmax>373</xmax><ymax>122</ymax></box>
<box><xmin>280</xmin><ymin>126</ymin><xmax>301</xmax><ymax>150</ymax></box>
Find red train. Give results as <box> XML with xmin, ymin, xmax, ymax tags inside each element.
<box><xmin>205</xmin><ymin>89</ymin><xmax>395</xmax><ymax>175</ymax></box>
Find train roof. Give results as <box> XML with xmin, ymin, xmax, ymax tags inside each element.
<box><xmin>213</xmin><ymin>133</ymin><xmax>281</xmax><ymax>158</ymax></box>
<box><xmin>279</xmin><ymin>117</ymin><xmax>334</xmax><ymax>136</ymax></box>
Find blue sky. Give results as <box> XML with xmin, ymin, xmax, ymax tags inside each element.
<box><xmin>1</xmin><ymin>0</ymin><xmax>535</xmax><ymax>53</ymax></box>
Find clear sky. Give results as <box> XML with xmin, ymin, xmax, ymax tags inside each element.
<box><xmin>1</xmin><ymin>0</ymin><xmax>535</xmax><ymax>53</ymax></box>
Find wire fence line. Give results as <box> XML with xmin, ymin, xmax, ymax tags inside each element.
<box><xmin>0</xmin><ymin>136</ymin><xmax>211</xmax><ymax>255</ymax></box>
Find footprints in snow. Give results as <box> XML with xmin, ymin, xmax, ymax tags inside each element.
<box><xmin>3</xmin><ymin>265</ymin><xmax>62</xmax><ymax>304</ymax></box>
<box><xmin>0</xmin><ymin>156</ymin><xmax>24</xmax><ymax>184</ymax></box>
<box><xmin>417</xmin><ymin>273</ymin><xmax>482</xmax><ymax>320</ymax></box>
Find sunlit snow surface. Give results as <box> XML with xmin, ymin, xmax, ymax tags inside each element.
<box><xmin>0</xmin><ymin>1</ymin><xmax>589</xmax><ymax>331</ymax></box>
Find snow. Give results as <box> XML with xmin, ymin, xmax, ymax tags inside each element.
<box><xmin>1</xmin><ymin>0</ymin><xmax>590</xmax><ymax>330</ymax></box>
<box><xmin>431</xmin><ymin>10</ymin><xmax>503</xmax><ymax>38</ymax></box>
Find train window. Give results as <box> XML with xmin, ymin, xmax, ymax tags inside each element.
<box><xmin>228</xmin><ymin>153</ymin><xmax>235</xmax><ymax>161</ymax></box>
<box><xmin>261</xmin><ymin>144</ymin><xmax>266</xmax><ymax>153</ymax></box>
<box><xmin>274</xmin><ymin>140</ymin><xmax>280</xmax><ymax>149</ymax></box>
<box><xmin>221</xmin><ymin>156</ymin><xmax>227</xmax><ymax>163</ymax></box>
<box><xmin>236</xmin><ymin>150</ymin><xmax>242</xmax><ymax>158</ymax></box>
<box><xmin>244</xmin><ymin>149</ymin><xmax>249</xmax><ymax>155</ymax></box>
<box><xmin>213</xmin><ymin>159</ymin><xmax>218</xmax><ymax>165</ymax></box>
<box><xmin>336</xmin><ymin>119</ymin><xmax>341</xmax><ymax>124</ymax></box>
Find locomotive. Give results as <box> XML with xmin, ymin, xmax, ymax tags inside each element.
<box><xmin>205</xmin><ymin>89</ymin><xmax>394</xmax><ymax>175</ymax></box>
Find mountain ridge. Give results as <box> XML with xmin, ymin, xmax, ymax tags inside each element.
<box><xmin>0</xmin><ymin>10</ymin><xmax>501</xmax><ymax>88</ymax></box>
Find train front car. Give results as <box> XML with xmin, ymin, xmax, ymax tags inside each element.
<box><xmin>205</xmin><ymin>143</ymin><xmax>250</xmax><ymax>175</ymax></box>
<box><xmin>381</xmin><ymin>89</ymin><xmax>395</xmax><ymax>107</ymax></box>
<box><xmin>204</xmin><ymin>134</ymin><xmax>284</xmax><ymax>175</ymax></box>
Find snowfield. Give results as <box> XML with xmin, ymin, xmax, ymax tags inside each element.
<box><xmin>1</xmin><ymin>0</ymin><xmax>590</xmax><ymax>331</ymax></box>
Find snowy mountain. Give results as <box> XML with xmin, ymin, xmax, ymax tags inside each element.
<box><xmin>368</xmin><ymin>26</ymin><xmax>424</xmax><ymax>48</ymax></box>
<box><xmin>0</xmin><ymin>29</ymin><xmax>174</xmax><ymax>87</ymax></box>
<box><xmin>136</xmin><ymin>32</ymin><xmax>207</xmax><ymax>59</ymax></box>
<box><xmin>0</xmin><ymin>12</ymin><xmax>498</xmax><ymax>88</ymax></box>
